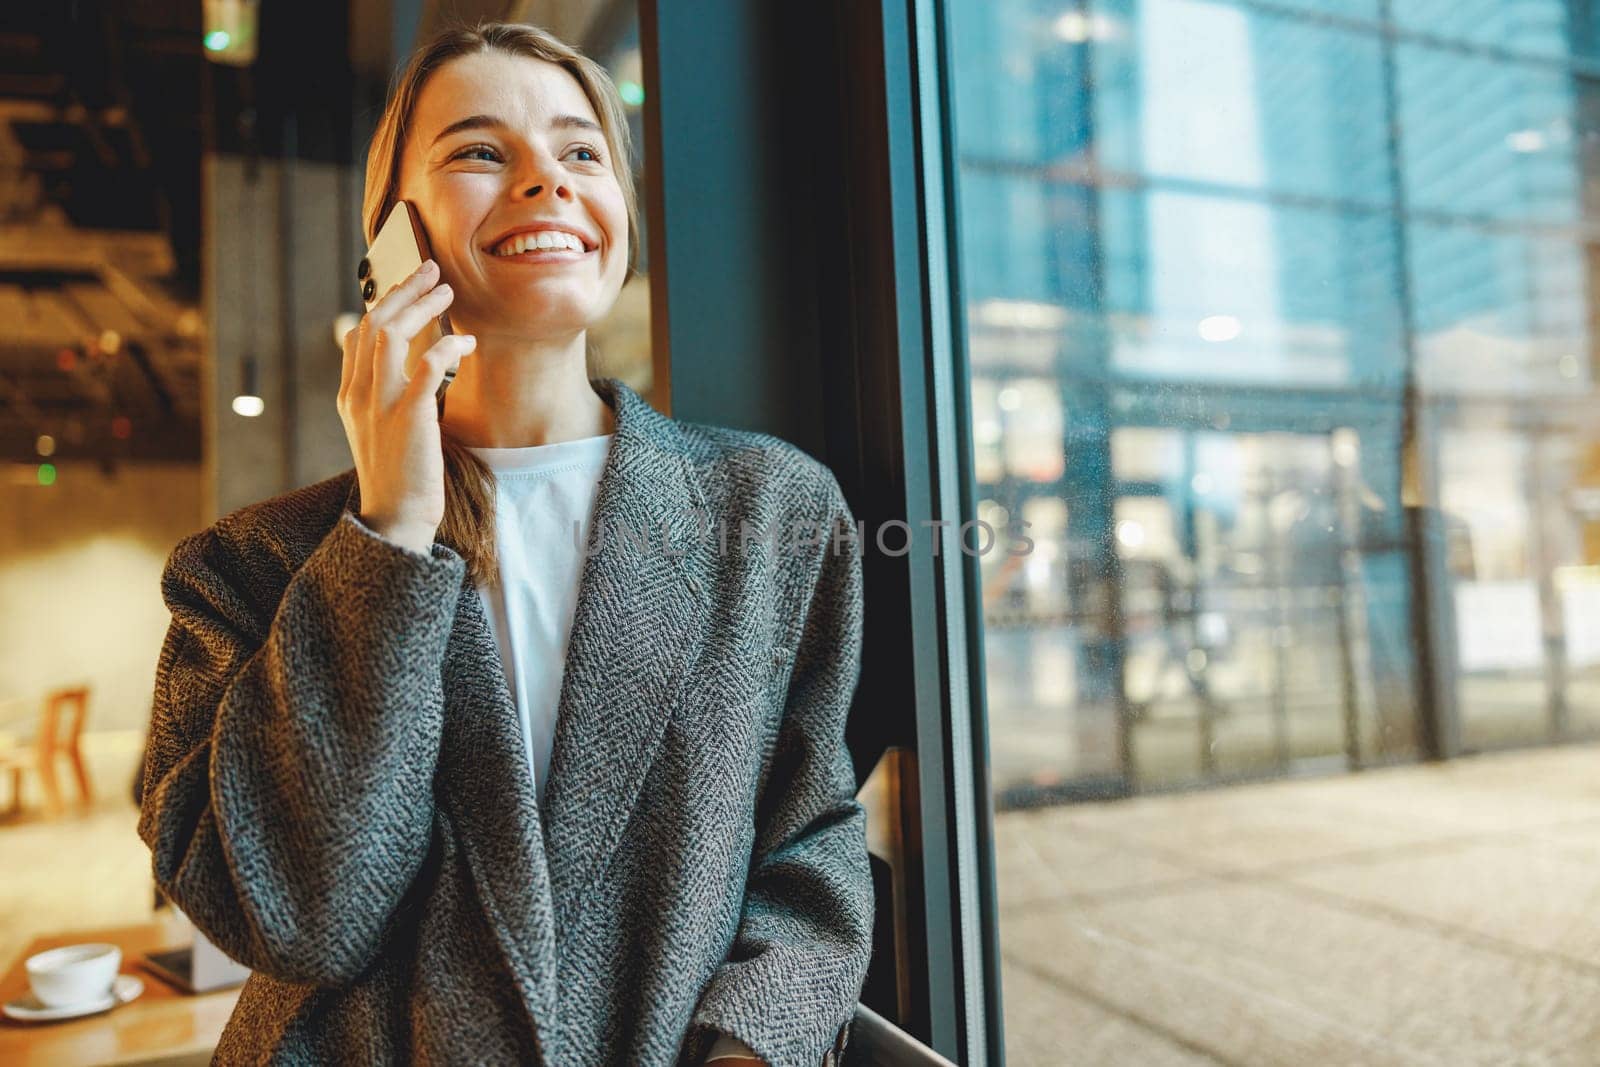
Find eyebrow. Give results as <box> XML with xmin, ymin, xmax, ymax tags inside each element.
<box><xmin>428</xmin><ymin>113</ymin><xmax>603</xmax><ymax>148</ymax></box>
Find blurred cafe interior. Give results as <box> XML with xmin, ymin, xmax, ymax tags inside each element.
<box><xmin>6</xmin><ymin>0</ymin><xmax>1600</xmax><ymax>1063</ymax></box>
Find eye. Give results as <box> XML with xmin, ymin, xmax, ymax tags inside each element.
<box><xmin>449</xmin><ymin>142</ymin><xmax>604</xmax><ymax>165</ymax></box>
<box><xmin>451</xmin><ymin>144</ymin><xmax>502</xmax><ymax>162</ymax></box>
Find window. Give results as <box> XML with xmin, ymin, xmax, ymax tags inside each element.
<box><xmin>945</xmin><ymin>1</ymin><xmax>1600</xmax><ymax>1059</ymax></box>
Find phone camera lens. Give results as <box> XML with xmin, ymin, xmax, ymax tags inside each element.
<box><xmin>357</xmin><ymin>257</ymin><xmax>371</xmax><ymax>280</ymax></box>
<box><xmin>362</xmin><ymin>278</ymin><xmax>376</xmax><ymax>302</ymax></box>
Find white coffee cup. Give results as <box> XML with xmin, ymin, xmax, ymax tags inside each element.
<box><xmin>25</xmin><ymin>943</ymin><xmax>122</xmax><ymax>1008</ymax></box>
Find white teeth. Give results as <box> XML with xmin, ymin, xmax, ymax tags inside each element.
<box><xmin>493</xmin><ymin>230</ymin><xmax>586</xmax><ymax>255</ymax></box>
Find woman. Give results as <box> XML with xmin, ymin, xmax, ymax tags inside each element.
<box><xmin>137</xmin><ymin>20</ymin><xmax>872</xmax><ymax>1067</ymax></box>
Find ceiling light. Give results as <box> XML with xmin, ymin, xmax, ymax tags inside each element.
<box><xmin>233</xmin><ymin>354</ymin><xmax>264</xmax><ymax>417</ymax></box>
<box><xmin>203</xmin><ymin>0</ymin><xmax>259</xmax><ymax>67</ymax></box>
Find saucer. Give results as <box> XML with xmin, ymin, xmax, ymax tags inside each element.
<box><xmin>3</xmin><ymin>973</ymin><xmax>143</xmax><ymax>1022</ymax></box>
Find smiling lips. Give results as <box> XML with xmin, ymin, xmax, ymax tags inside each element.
<box><xmin>483</xmin><ymin>226</ymin><xmax>601</xmax><ymax>271</ymax></box>
<box><xmin>488</xmin><ymin>238</ymin><xmax>595</xmax><ymax>266</ymax></box>
<box><xmin>488</xmin><ymin>227</ymin><xmax>597</xmax><ymax>256</ymax></box>
<box><xmin>489</xmin><ymin>245</ymin><xmax>592</xmax><ymax>264</ymax></box>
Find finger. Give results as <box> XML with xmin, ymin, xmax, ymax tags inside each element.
<box><xmin>339</xmin><ymin>321</ymin><xmax>360</xmax><ymax>400</ymax></box>
<box><xmin>371</xmin><ymin>285</ymin><xmax>454</xmax><ymax>400</ymax></box>
<box><xmin>405</xmin><ymin>333</ymin><xmax>477</xmax><ymax>406</ymax></box>
<box><xmin>366</xmin><ymin>258</ymin><xmax>439</xmax><ymax>326</ymax></box>
<box><xmin>383</xmin><ymin>281</ymin><xmax>455</xmax><ymax>350</ymax></box>
<box><xmin>408</xmin><ymin>332</ymin><xmax>477</xmax><ymax>401</ymax></box>
<box><xmin>350</xmin><ymin>314</ymin><xmax>380</xmax><ymax>407</ymax></box>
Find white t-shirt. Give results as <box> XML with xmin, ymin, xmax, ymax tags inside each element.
<box><xmin>465</xmin><ymin>432</ymin><xmax>613</xmax><ymax>809</ymax></box>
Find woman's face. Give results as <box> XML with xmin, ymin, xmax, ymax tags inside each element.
<box><xmin>396</xmin><ymin>50</ymin><xmax>629</xmax><ymax>341</ymax></box>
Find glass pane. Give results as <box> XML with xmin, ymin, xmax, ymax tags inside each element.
<box><xmin>946</xmin><ymin>0</ymin><xmax>1600</xmax><ymax>1060</ymax></box>
<box><xmin>1411</xmin><ymin>227</ymin><xmax>1593</xmax><ymax>392</ymax></box>
<box><xmin>1093</xmin><ymin>0</ymin><xmax>1391</xmax><ymax>205</ymax></box>
<box><xmin>1398</xmin><ymin>47</ymin><xmax>1589</xmax><ymax>224</ymax></box>
<box><xmin>1098</xmin><ymin>188</ymin><xmax>1405</xmax><ymax>386</ymax></box>
<box><xmin>1394</xmin><ymin>0</ymin><xmax>1577</xmax><ymax>61</ymax></box>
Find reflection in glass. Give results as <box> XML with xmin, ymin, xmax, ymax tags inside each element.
<box><xmin>948</xmin><ymin>0</ymin><xmax>1600</xmax><ymax>1060</ymax></box>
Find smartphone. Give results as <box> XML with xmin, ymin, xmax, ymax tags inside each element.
<box><xmin>358</xmin><ymin>200</ymin><xmax>456</xmax><ymax>413</ymax></box>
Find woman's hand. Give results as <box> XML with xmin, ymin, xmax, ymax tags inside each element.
<box><xmin>338</xmin><ymin>258</ymin><xmax>477</xmax><ymax>553</ymax></box>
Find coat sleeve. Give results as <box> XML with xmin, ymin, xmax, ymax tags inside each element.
<box><xmin>137</xmin><ymin>507</ymin><xmax>467</xmax><ymax>988</ymax></box>
<box><xmin>686</xmin><ymin>469</ymin><xmax>875</xmax><ymax>1067</ymax></box>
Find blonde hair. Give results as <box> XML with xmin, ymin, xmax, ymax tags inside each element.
<box><xmin>361</xmin><ymin>20</ymin><xmax>640</xmax><ymax>586</ymax></box>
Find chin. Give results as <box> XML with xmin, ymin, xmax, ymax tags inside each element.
<box><xmin>464</xmin><ymin>298</ymin><xmax>595</xmax><ymax>336</ymax></box>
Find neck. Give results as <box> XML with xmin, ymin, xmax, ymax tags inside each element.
<box><xmin>437</xmin><ymin>330</ymin><xmax>616</xmax><ymax>447</ymax></box>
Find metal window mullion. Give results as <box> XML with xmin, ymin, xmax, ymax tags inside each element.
<box><xmin>907</xmin><ymin>0</ymin><xmax>992</xmax><ymax>1061</ymax></box>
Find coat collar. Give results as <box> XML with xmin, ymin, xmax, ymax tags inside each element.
<box><xmin>342</xmin><ymin>376</ymin><xmax>714</xmax><ymax>1059</ymax></box>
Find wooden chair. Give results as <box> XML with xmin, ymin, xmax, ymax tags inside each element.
<box><xmin>0</xmin><ymin>686</ymin><xmax>93</xmax><ymax>817</ymax></box>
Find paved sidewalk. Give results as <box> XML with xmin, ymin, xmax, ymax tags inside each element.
<box><xmin>994</xmin><ymin>742</ymin><xmax>1600</xmax><ymax>1064</ymax></box>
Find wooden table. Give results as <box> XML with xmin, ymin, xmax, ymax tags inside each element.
<box><xmin>0</xmin><ymin>914</ymin><xmax>240</xmax><ymax>1066</ymax></box>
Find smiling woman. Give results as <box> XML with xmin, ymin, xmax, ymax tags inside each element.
<box><xmin>361</xmin><ymin>26</ymin><xmax>642</xmax><ymax>588</ymax></box>
<box><xmin>136</xmin><ymin>16</ymin><xmax>872</xmax><ymax>1067</ymax></box>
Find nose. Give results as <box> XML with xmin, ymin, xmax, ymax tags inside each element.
<box><xmin>516</xmin><ymin>149</ymin><xmax>574</xmax><ymax>201</ymax></box>
<box><xmin>520</xmin><ymin>182</ymin><xmax>573</xmax><ymax>200</ymax></box>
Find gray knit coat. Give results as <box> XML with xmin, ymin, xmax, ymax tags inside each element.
<box><xmin>137</xmin><ymin>376</ymin><xmax>873</xmax><ymax>1066</ymax></box>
